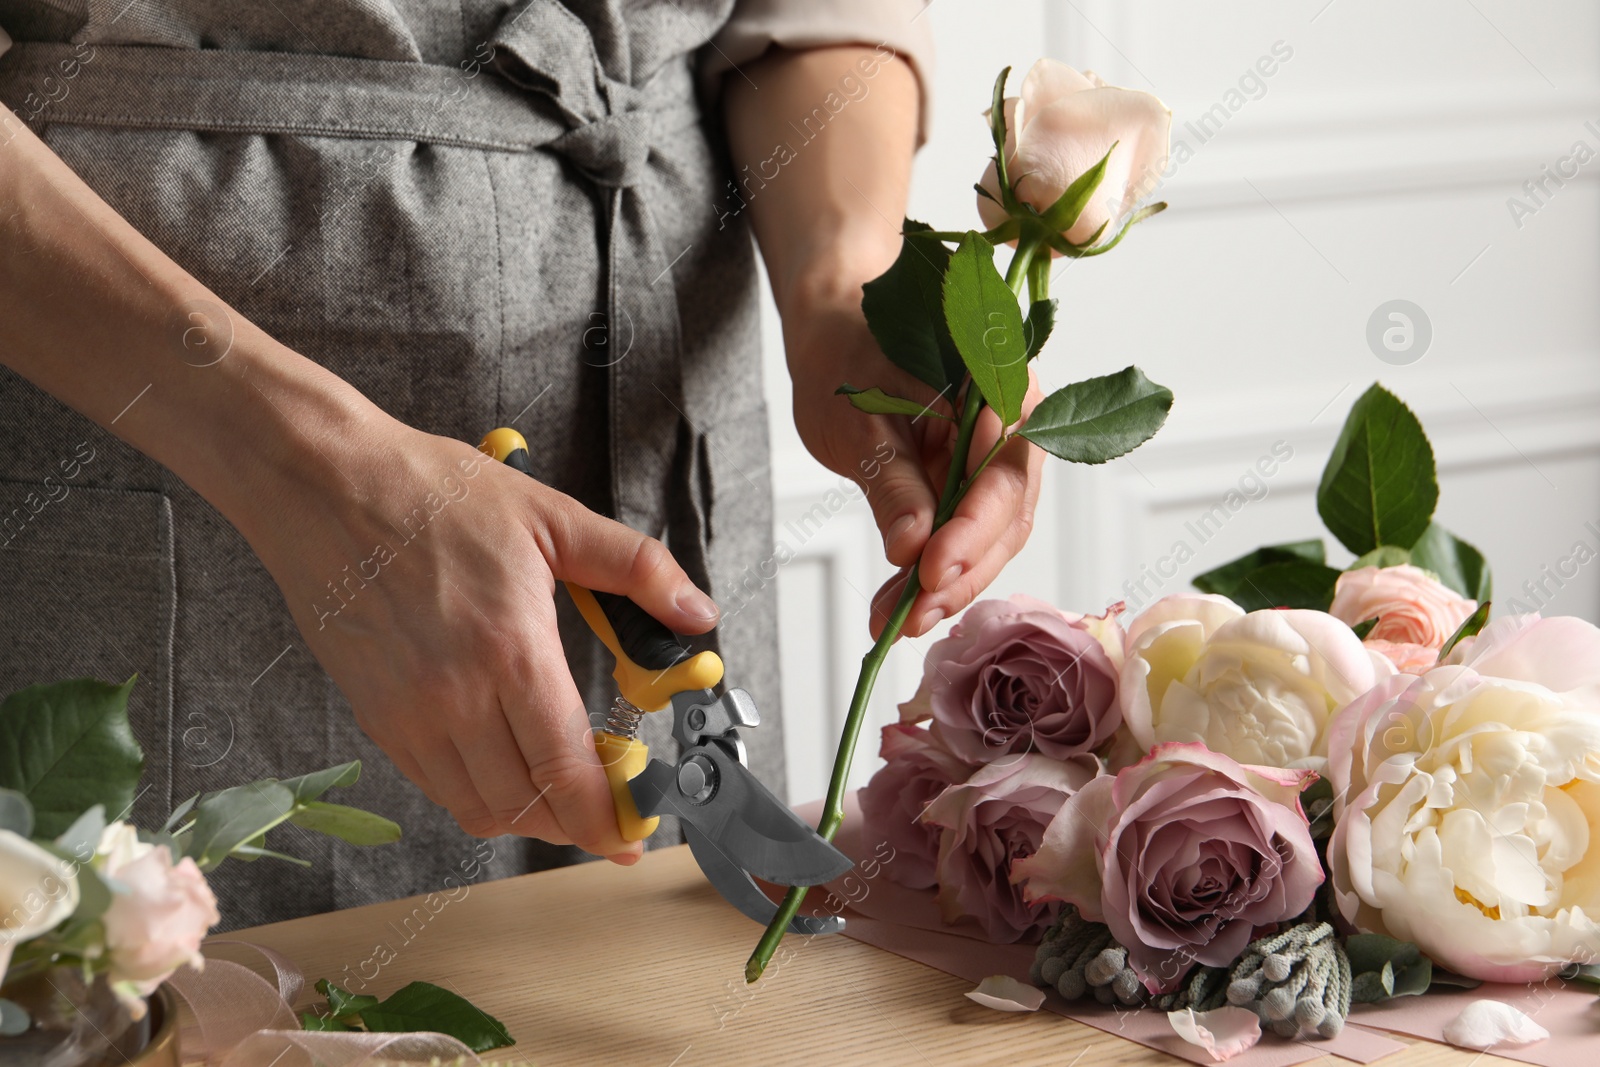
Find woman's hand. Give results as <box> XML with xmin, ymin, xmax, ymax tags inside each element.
<box><xmin>244</xmin><ymin>412</ymin><xmax>721</xmax><ymax>862</ymax></box>
<box><xmin>785</xmin><ymin>291</ymin><xmax>1044</xmax><ymax>641</ymax></box>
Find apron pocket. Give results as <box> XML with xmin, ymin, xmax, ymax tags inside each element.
<box><xmin>0</xmin><ymin>478</ymin><xmax>176</xmax><ymax>826</ymax></box>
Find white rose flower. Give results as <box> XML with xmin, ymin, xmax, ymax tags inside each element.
<box><xmin>1327</xmin><ymin>614</ymin><xmax>1600</xmax><ymax>982</ymax></box>
<box><xmin>1122</xmin><ymin>594</ymin><xmax>1391</xmax><ymax>768</ymax></box>
<box><xmin>0</xmin><ymin>829</ymin><xmax>80</xmax><ymax>976</ymax></box>
<box><xmin>977</xmin><ymin>59</ymin><xmax>1171</xmax><ymax>246</ymax></box>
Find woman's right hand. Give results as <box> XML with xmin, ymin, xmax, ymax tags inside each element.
<box><xmin>242</xmin><ymin>410</ymin><xmax>721</xmax><ymax>863</ymax></box>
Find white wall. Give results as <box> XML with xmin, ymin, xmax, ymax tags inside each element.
<box><xmin>763</xmin><ymin>0</ymin><xmax>1600</xmax><ymax>803</ymax></box>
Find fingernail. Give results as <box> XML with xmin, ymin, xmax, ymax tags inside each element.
<box><xmin>676</xmin><ymin>584</ymin><xmax>719</xmax><ymax>622</ymax></box>
<box><xmin>935</xmin><ymin>564</ymin><xmax>962</xmax><ymax>592</ymax></box>
<box><xmin>885</xmin><ymin>514</ymin><xmax>916</xmax><ymax>550</ymax></box>
<box><xmin>916</xmin><ymin>607</ymin><xmax>945</xmax><ymax>634</ymax></box>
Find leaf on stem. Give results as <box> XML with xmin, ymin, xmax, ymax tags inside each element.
<box><xmin>861</xmin><ymin>220</ymin><xmax>965</xmax><ymax>395</ymax></box>
<box><xmin>988</xmin><ymin>67</ymin><xmax>1017</xmax><ymax>211</ymax></box>
<box><xmin>358</xmin><ymin>981</ymin><xmax>515</xmax><ymax>1052</ymax></box>
<box><xmin>943</xmin><ymin>232</ymin><xmax>1028</xmax><ymax>426</ymax></box>
<box><xmin>290</xmin><ymin>801</ymin><xmax>402</xmax><ymax>846</ymax></box>
<box><xmin>1350</xmin><ymin>545</ymin><xmax>1411</xmax><ymax>570</ymax></box>
<box><xmin>1222</xmin><ymin>559</ymin><xmax>1342</xmax><ymax>612</ymax></box>
<box><xmin>1316</xmin><ymin>383</ymin><xmax>1438</xmax><ymax>556</ymax></box>
<box><xmin>1408</xmin><ymin>521</ymin><xmax>1492</xmax><ymax>601</ymax></box>
<box><xmin>1439</xmin><ymin>601</ymin><xmax>1491</xmax><ymax>660</ymax></box>
<box><xmin>1016</xmin><ymin>365</ymin><xmax>1172</xmax><ymax>463</ymax></box>
<box><xmin>1023</xmin><ymin>299</ymin><xmax>1056</xmax><ymax>362</ymax></box>
<box><xmin>0</xmin><ymin>678</ymin><xmax>143</xmax><ymax>839</ymax></box>
<box><xmin>1193</xmin><ymin>540</ymin><xmax>1326</xmax><ymax>598</ymax></box>
<box><xmin>835</xmin><ymin>384</ymin><xmax>952</xmax><ymax>420</ymax></box>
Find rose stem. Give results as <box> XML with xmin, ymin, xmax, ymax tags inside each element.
<box><xmin>743</xmin><ymin>237</ymin><xmax>1040</xmax><ymax>984</ymax></box>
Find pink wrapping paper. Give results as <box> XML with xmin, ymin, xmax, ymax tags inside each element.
<box><xmin>1348</xmin><ymin>982</ymin><xmax>1600</xmax><ymax>1067</ymax></box>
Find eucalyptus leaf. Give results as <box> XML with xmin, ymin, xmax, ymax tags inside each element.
<box><xmin>943</xmin><ymin>232</ymin><xmax>1029</xmax><ymax>425</ymax></box>
<box><xmin>1023</xmin><ymin>298</ymin><xmax>1056</xmax><ymax>362</ymax></box>
<box><xmin>359</xmin><ymin>981</ymin><xmax>514</xmax><ymax>1053</ymax></box>
<box><xmin>1017</xmin><ymin>366</ymin><xmax>1173</xmax><ymax>464</ymax></box>
<box><xmin>1224</xmin><ymin>559</ymin><xmax>1342</xmax><ymax>612</ymax></box>
<box><xmin>860</xmin><ymin>220</ymin><xmax>965</xmax><ymax>394</ymax></box>
<box><xmin>53</xmin><ymin>804</ymin><xmax>105</xmax><ymax>865</ymax></box>
<box><xmin>1345</xmin><ymin>933</ymin><xmax>1432</xmax><ymax>1003</ymax></box>
<box><xmin>0</xmin><ymin>678</ymin><xmax>143</xmax><ymax>839</ymax></box>
<box><xmin>0</xmin><ymin>788</ymin><xmax>32</xmax><ymax>837</ymax></box>
<box><xmin>164</xmin><ymin>792</ymin><xmax>199</xmax><ymax>834</ymax></box>
<box><xmin>1193</xmin><ymin>540</ymin><xmax>1326</xmax><ymax>598</ymax></box>
<box><xmin>0</xmin><ymin>998</ymin><xmax>29</xmax><ymax>1037</ymax></box>
<box><xmin>1408</xmin><ymin>521</ymin><xmax>1492</xmax><ymax>601</ymax></box>
<box><xmin>275</xmin><ymin>761</ymin><xmax>362</xmax><ymax>805</ymax></box>
<box><xmin>1316</xmin><ymin>383</ymin><xmax>1438</xmax><ymax>555</ymax></box>
<box><xmin>1350</xmin><ymin>545</ymin><xmax>1411</xmax><ymax>570</ymax></box>
<box><xmin>290</xmin><ymin>802</ymin><xmax>402</xmax><ymax>847</ymax></box>
<box><xmin>835</xmin><ymin>384</ymin><xmax>951</xmax><ymax>421</ymax></box>
<box><xmin>1439</xmin><ymin>601</ymin><xmax>1491</xmax><ymax>660</ymax></box>
<box><xmin>183</xmin><ymin>781</ymin><xmax>298</xmax><ymax>871</ymax></box>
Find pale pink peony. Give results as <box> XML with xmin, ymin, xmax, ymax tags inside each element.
<box><xmin>922</xmin><ymin>753</ymin><xmax>1100</xmax><ymax>943</ymax></box>
<box><xmin>899</xmin><ymin>595</ymin><xmax>1126</xmax><ymax>764</ymax></box>
<box><xmin>97</xmin><ymin>823</ymin><xmax>220</xmax><ymax>1014</ymax></box>
<box><xmin>1014</xmin><ymin>743</ymin><xmax>1322</xmax><ymax>992</ymax></box>
<box><xmin>1329</xmin><ymin>564</ymin><xmax>1476</xmax><ymax>650</ymax></box>
<box><xmin>857</xmin><ymin>723</ymin><xmax>972</xmax><ymax>890</ymax></box>
<box><xmin>976</xmin><ymin>59</ymin><xmax>1170</xmax><ymax>246</ymax></box>
<box><xmin>1325</xmin><ymin>614</ymin><xmax>1600</xmax><ymax>983</ymax></box>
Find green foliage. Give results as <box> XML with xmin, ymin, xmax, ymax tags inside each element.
<box><xmin>1408</xmin><ymin>521</ymin><xmax>1492</xmax><ymax>601</ymax></box>
<box><xmin>305</xmin><ymin>979</ymin><xmax>515</xmax><ymax>1053</ymax></box>
<box><xmin>1317</xmin><ymin>384</ymin><xmax>1438</xmax><ymax>555</ymax></box>
<box><xmin>1350</xmin><ymin>617</ymin><xmax>1380</xmax><ymax>640</ymax></box>
<box><xmin>1038</xmin><ymin>143</ymin><xmax>1114</xmax><ymax>234</ymax></box>
<box><xmin>835</xmin><ymin>384</ymin><xmax>950</xmax><ymax>420</ymax></box>
<box><xmin>1350</xmin><ymin>545</ymin><xmax>1411</xmax><ymax>570</ymax></box>
<box><xmin>1220</xmin><ymin>559</ymin><xmax>1343</xmax><ymax>612</ymax></box>
<box><xmin>943</xmin><ymin>232</ymin><xmax>1029</xmax><ymax>425</ymax></box>
<box><xmin>860</xmin><ymin>221</ymin><xmax>965</xmax><ymax>395</ymax></box>
<box><xmin>1345</xmin><ymin>934</ymin><xmax>1433</xmax><ymax>1002</ymax></box>
<box><xmin>1023</xmin><ymin>299</ymin><xmax>1056</xmax><ymax>362</ymax></box>
<box><xmin>291</xmin><ymin>802</ymin><xmax>403</xmax><ymax>847</ymax></box>
<box><xmin>1193</xmin><ymin>540</ymin><xmax>1326</xmax><ymax>600</ymax></box>
<box><xmin>0</xmin><ymin>788</ymin><xmax>32</xmax><ymax>837</ymax></box>
<box><xmin>1017</xmin><ymin>366</ymin><xmax>1172</xmax><ymax>464</ymax></box>
<box><xmin>0</xmin><ymin>678</ymin><xmax>143</xmax><ymax>839</ymax></box>
<box><xmin>1438</xmin><ymin>601</ymin><xmax>1491</xmax><ymax>660</ymax></box>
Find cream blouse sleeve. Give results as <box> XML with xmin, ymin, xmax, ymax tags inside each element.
<box><xmin>699</xmin><ymin>0</ymin><xmax>935</xmax><ymax>146</ymax></box>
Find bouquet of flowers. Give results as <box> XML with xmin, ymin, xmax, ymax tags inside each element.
<box><xmin>857</xmin><ymin>382</ymin><xmax>1600</xmax><ymax>1057</ymax></box>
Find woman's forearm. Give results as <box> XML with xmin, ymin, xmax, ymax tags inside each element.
<box><xmin>0</xmin><ymin>111</ymin><xmax>376</xmax><ymax>541</ymax></box>
<box><xmin>723</xmin><ymin>44</ymin><xmax>921</xmax><ymax>318</ymax></box>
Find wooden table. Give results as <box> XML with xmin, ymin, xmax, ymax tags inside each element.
<box><xmin>231</xmin><ymin>845</ymin><xmax>1514</xmax><ymax>1066</ymax></box>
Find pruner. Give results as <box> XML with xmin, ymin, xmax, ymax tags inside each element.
<box><xmin>480</xmin><ymin>429</ymin><xmax>851</xmax><ymax>935</ymax></box>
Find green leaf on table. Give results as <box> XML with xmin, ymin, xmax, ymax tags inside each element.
<box><xmin>1350</xmin><ymin>545</ymin><xmax>1411</xmax><ymax>570</ymax></box>
<box><xmin>860</xmin><ymin>220</ymin><xmax>965</xmax><ymax>395</ymax></box>
<box><xmin>300</xmin><ymin>1012</ymin><xmax>353</xmax><ymax>1032</ymax></box>
<box><xmin>0</xmin><ymin>788</ymin><xmax>32</xmax><ymax>837</ymax></box>
<box><xmin>835</xmin><ymin>384</ymin><xmax>951</xmax><ymax>421</ymax></box>
<box><xmin>943</xmin><ymin>232</ymin><xmax>1029</xmax><ymax>425</ymax></box>
<box><xmin>359</xmin><ymin>981</ymin><xmax>515</xmax><ymax>1053</ymax></box>
<box><xmin>0</xmin><ymin>678</ymin><xmax>143</xmax><ymax>839</ymax></box>
<box><xmin>1438</xmin><ymin>601</ymin><xmax>1491</xmax><ymax>661</ymax></box>
<box><xmin>1039</xmin><ymin>143</ymin><xmax>1114</xmax><ymax>234</ymax></box>
<box><xmin>1193</xmin><ymin>540</ymin><xmax>1326</xmax><ymax>600</ymax></box>
<box><xmin>1221</xmin><ymin>559</ymin><xmax>1342</xmax><ymax>612</ymax></box>
<box><xmin>1408</xmin><ymin>521</ymin><xmax>1492</xmax><ymax>601</ymax></box>
<box><xmin>291</xmin><ymin>802</ymin><xmax>402</xmax><ymax>847</ymax></box>
<box><xmin>1023</xmin><ymin>298</ymin><xmax>1056</xmax><ymax>362</ymax></box>
<box><xmin>1017</xmin><ymin>366</ymin><xmax>1173</xmax><ymax>464</ymax></box>
<box><xmin>315</xmin><ymin>978</ymin><xmax>380</xmax><ymax>1019</ymax></box>
<box><xmin>1345</xmin><ymin>934</ymin><xmax>1432</xmax><ymax>1002</ymax></box>
<box><xmin>1316</xmin><ymin>383</ymin><xmax>1438</xmax><ymax>556</ymax></box>
<box><xmin>1351</xmin><ymin>617</ymin><xmax>1380</xmax><ymax>640</ymax></box>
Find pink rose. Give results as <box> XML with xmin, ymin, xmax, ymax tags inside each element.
<box><xmin>1329</xmin><ymin>564</ymin><xmax>1476</xmax><ymax>649</ymax></box>
<box><xmin>1364</xmin><ymin>638</ymin><xmax>1439</xmax><ymax>675</ymax></box>
<box><xmin>899</xmin><ymin>595</ymin><xmax>1126</xmax><ymax>763</ymax></box>
<box><xmin>98</xmin><ymin>824</ymin><xmax>220</xmax><ymax>1012</ymax></box>
<box><xmin>858</xmin><ymin>723</ymin><xmax>972</xmax><ymax>890</ymax></box>
<box><xmin>1014</xmin><ymin>743</ymin><xmax>1323</xmax><ymax>992</ymax></box>
<box><xmin>922</xmin><ymin>754</ymin><xmax>1100</xmax><ymax>943</ymax></box>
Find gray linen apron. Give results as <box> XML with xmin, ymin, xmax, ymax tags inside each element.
<box><xmin>0</xmin><ymin>0</ymin><xmax>785</xmax><ymax>927</ymax></box>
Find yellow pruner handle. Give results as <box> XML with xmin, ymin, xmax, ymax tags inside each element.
<box><xmin>594</xmin><ymin>731</ymin><xmax>657</xmax><ymax>841</ymax></box>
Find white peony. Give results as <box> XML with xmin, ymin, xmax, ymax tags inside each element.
<box><xmin>0</xmin><ymin>829</ymin><xmax>80</xmax><ymax>976</ymax></box>
<box><xmin>1327</xmin><ymin>614</ymin><xmax>1600</xmax><ymax>982</ymax></box>
<box><xmin>1122</xmin><ymin>594</ymin><xmax>1391</xmax><ymax>769</ymax></box>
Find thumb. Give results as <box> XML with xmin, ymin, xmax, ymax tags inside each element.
<box><xmin>533</xmin><ymin>489</ymin><xmax>720</xmax><ymax>634</ymax></box>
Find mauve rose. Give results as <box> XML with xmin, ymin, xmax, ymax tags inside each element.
<box><xmin>899</xmin><ymin>595</ymin><xmax>1126</xmax><ymax>764</ymax></box>
<box><xmin>1014</xmin><ymin>743</ymin><xmax>1322</xmax><ymax>992</ymax></box>
<box><xmin>1329</xmin><ymin>564</ymin><xmax>1476</xmax><ymax>649</ymax></box>
<box><xmin>858</xmin><ymin>723</ymin><xmax>973</xmax><ymax>890</ymax></box>
<box><xmin>922</xmin><ymin>753</ymin><xmax>1100</xmax><ymax>943</ymax></box>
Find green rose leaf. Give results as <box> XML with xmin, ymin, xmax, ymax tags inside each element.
<box><xmin>1193</xmin><ymin>540</ymin><xmax>1326</xmax><ymax>599</ymax></box>
<box><xmin>1317</xmin><ymin>383</ymin><xmax>1438</xmax><ymax>556</ymax></box>
<box><xmin>860</xmin><ymin>220</ymin><xmax>965</xmax><ymax>396</ymax></box>
<box><xmin>1024</xmin><ymin>298</ymin><xmax>1056</xmax><ymax>362</ymax></box>
<box><xmin>1017</xmin><ymin>366</ymin><xmax>1173</xmax><ymax>464</ymax></box>
<box><xmin>1345</xmin><ymin>933</ymin><xmax>1433</xmax><ymax>1003</ymax></box>
<box><xmin>835</xmin><ymin>384</ymin><xmax>951</xmax><ymax>421</ymax></box>
<box><xmin>0</xmin><ymin>678</ymin><xmax>143</xmax><ymax>839</ymax></box>
<box><xmin>1438</xmin><ymin>601</ymin><xmax>1491</xmax><ymax>660</ymax></box>
<box><xmin>1218</xmin><ymin>559</ymin><xmax>1342</xmax><ymax>612</ymax></box>
<box><xmin>1408</xmin><ymin>521</ymin><xmax>1492</xmax><ymax>601</ymax></box>
<box><xmin>315</xmin><ymin>978</ymin><xmax>380</xmax><ymax>1020</ymax></box>
<box><xmin>300</xmin><ymin>1012</ymin><xmax>353</xmax><ymax>1032</ymax></box>
<box><xmin>291</xmin><ymin>802</ymin><xmax>403</xmax><ymax>847</ymax></box>
<box><xmin>943</xmin><ymin>231</ymin><xmax>1029</xmax><ymax>425</ymax></box>
<box><xmin>1351</xmin><ymin>617</ymin><xmax>1380</xmax><ymax>640</ymax></box>
<box><xmin>1349</xmin><ymin>545</ymin><xmax>1411</xmax><ymax>570</ymax></box>
<box><xmin>0</xmin><ymin>788</ymin><xmax>32</xmax><ymax>837</ymax></box>
<box><xmin>358</xmin><ymin>981</ymin><xmax>515</xmax><ymax>1053</ymax></box>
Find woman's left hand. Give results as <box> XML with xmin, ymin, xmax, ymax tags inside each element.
<box><xmin>785</xmin><ymin>291</ymin><xmax>1044</xmax><ymax>641</ymax></box>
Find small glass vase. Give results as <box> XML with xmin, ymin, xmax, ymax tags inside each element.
<box><xmin>0</xmin><ymin>966</ymin><xmax>177</xmax><ymax>1067</ymax></box>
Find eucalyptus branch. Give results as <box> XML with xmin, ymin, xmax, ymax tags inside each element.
<box><xmin>745</xmin><ymin>384</ymin><xmax>988</xmax><ymax>982</ymax></box>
